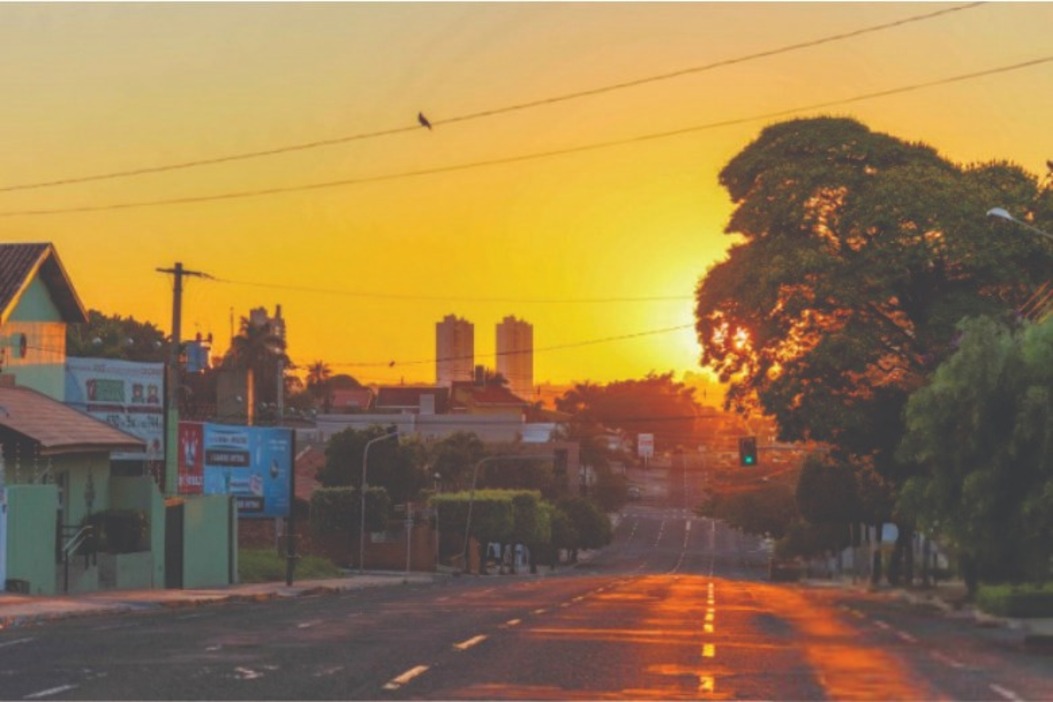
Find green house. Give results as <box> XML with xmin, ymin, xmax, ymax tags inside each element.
<box><xmin>0</xmin><ymin>243</ymin><xmax>162</xmax><ymax>594</ymax></box>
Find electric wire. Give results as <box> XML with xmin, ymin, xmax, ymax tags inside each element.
<box><xmin>0</xmin><ymin>2</ymin><xmax>984</xmax><ymax>194</ymax></box>
<box><xmin>207</xmin><ymin>276</ymin><xmax>690</xmax><ymax>304</ymax></box>
<box><xmin>2</xmin><ymin>53</ymin><xmax>1048</xmax><ymax>218</ymax></box>
<box><xmin>307</xmin><ymin>323</ymin><xmax>695</xmax><ymax>370</ymax></box>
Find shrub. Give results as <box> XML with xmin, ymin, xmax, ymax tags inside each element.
<box><xmin>83</xmin><ymin>509</ymin><xmax>149</xmax><ymax>553</ymax></box>
<box><xmin>976</xmin><ymin>583</ymin><xmax>1053</xmax><ymax>618</ymax></box>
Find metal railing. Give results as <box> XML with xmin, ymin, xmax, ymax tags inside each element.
<box><xmin>60</xmin><ymin>525</ymin><xmax>95</xmax><ymax>593</ymax></box>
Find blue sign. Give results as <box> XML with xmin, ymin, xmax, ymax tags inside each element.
<box><xmin>200</xmin><ymin>424</ymin><xmax>293</xmax><ymax>518</ymax></box>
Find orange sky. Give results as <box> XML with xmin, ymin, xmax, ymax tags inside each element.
<box><xmin>1</xmin><ymin>2</ymin><xmax>1051</xmax><ymax>387</ymax></box>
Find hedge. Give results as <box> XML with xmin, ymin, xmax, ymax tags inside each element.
<box><xmin>976</xmin><ymin>583</ymin><xmax>1053</xmax><ymax>618</ymax></box>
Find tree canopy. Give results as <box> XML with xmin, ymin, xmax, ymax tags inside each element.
<box><xmin>696</xmin><ymin>117</ymin><xmax>1053</xmax><ymax>481</ymax></box>
<box><xmin>556</xmin><ymin>372</ymin><xmax>701</xmax><ymax>452</ymax></box>
<box><xmin>898</xmin><ymin>315</ymin><xmax>1053</xmax><ymax>585</ymax></box>
<box><xmin>67</xmin><ymin>310</ymin><xmax>167</xmax><ymax>362</ymax></box>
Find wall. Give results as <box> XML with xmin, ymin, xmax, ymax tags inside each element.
<box><xmin>4</xmin><ymin>484</ymin><xmax>58</xmax><ymax>594</ymax></box>
<box><xmin>182</xmin><ymin>494</ymin><xmax>234</xmax><ymax>588</ymax></box>
<box><xmin>4</xmin><ymin>276</ymin><xmax>67</xmax><ymax>400</ymax></box>
<box><xmin>110</xmin><ymin>476</ymin><xmax>165</xmax><ymax>586</ymax></box>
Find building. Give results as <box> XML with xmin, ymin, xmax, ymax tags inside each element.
<box><xmin>495</xmin><ymin>315</ymin><xmax>533</xmax><ymax>401</ymax></box>
<box><xmin>435</xmin><ymin>314</ymin><xmax>473</xmax><ymax>387</ymax></box>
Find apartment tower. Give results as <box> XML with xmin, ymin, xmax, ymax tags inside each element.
<box><xmin>496</xmin><ymin>315</ymin><xmax>533</xmax><ymax>400</ymax></box>
<box><xmin>435</xmin><ymin>314</ymin><xmax>474</xmax><ymax>386</ymax></box>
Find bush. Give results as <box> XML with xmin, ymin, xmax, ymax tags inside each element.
<box><xmin>238</xmin><ymin>548</ymin><xmax>343</xmax><ymax>583</ymax></box>
<box><xmin>83</xmin><ymin>509</ymin><xmax>149</xmax><ymax>553</ymax></box>
<box><xmin>976</xmin><ymin>583</ymin><xmax>1053</xmax><ymax>618</ymax></box>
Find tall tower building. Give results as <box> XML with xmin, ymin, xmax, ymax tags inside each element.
<box><xmin>436</xmin><ymin>314</ymin><xmax>474</xmax><ymax>386</ymax></box>
<box><xmin>496</xmin><ymin>315</ymin><xmax>533</xmax><ymax>400</ymax></box>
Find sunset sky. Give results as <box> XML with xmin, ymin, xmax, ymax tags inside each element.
<box><xmin>2</xmin><ymin>2</ymin><xmax>1051</xmax><ymax>389</ymax></box>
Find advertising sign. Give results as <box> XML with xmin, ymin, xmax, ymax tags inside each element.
<box><xmin>637</xmin><ymin>433</ymin><xmax>655</xmax><ymax>459</ymax></box>
<box><xmin>178</xmin><ymin>422</ymin><xmax>293</xmax><ymax>518</ymax></box>
<box><xmin>64</xmin><ymin>358</ymin><xmax>164</xmax><ymax>461</ymax></box>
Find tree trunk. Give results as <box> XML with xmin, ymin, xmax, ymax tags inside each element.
<box><xmin>870</xmin><ymin>522</ymin><xmax>883</xmax><ymax>585</ymax></box>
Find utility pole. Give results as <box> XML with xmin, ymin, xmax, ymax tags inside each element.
<box><xmin>156</xmin><ymin>262</ymin><xmax>212</xmax><ymax>496</ymax></box>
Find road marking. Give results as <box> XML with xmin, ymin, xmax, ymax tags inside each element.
<box><xmin>572</xmin><ymin>596</ymin><xmax>585</xmax><ymax>602</ymax></box>
<box><xmin>504</xmin><ymin>619</ymin><xmax>521</xmax><ymax>627</ymax></box>
<box><xmin>234</xmin><ymin>666</ymin><xmax>264</xmax><ymax>680</ymax></box>
<box><xmin>382</xmin><ymin>665</ymin><xmax>430</xmax><ymax>691</ymax></box>
<box><xmin>847</xmin><ymin>609</ymin><xmax>866</xmax><ymax>619</ymax></box>
<box><xmin>704</xmin><ymin>610</ymin><xmax>715</xmax><ymax>623</ymax></box>
<box><xmin>297</xmin><ymin>620</ymin><xmax>323</xmax><ymax>629</ymax></box>
<box><xmin>533</xmin><ymin>608</ymin><xmax>547</xmax><ymax>615</ymax></box>
<box><xmin>24</xmin><ymin>685</ymin><xmax>78</xmax><ymax>699</ymax></box>
<box><xmin>560</xmin><ymin>602</ymin><xmax>571</xmax><ymax>608</ymax></box>
<box><xmin>698</xmin><ymin>675</ymin><xmax>715</xmax><ymax>693</ymax></box>
<box><xmin>930</xmin><ymin>650</ymin><xmax>966</xmax><ymax>669</ymax></box>
<box><xmin>702</xmin><ymin>643</ymin><xmax>716</xmax><ymax>658</ymax></box>
<box><xmin>454</xmin><ymin>634</ymin><xmax>488</xmax><ymax>651</ymax></box>
<box><xmin>895</xmin><ymin>630</ymin><xmax>918</xmax><ymax>643</ymax></box>
<box><xmin>989</xmin><ymin>684</ymin><xmax>1023</xmax><ymax>701</ymax></box>
<box><xmin>0</xmin><ymin>638</ymin><xmax>33</xmax><ymax>649</ymax></box>
<box><xmin>703</xmin><ymin>623</ymin><xmax>714</xmax><ymax>634</ymax></box>
<box><xmin>874</xmin><ymin>619</ymin><xmax>892</xmax><ymax>630</ymax></box>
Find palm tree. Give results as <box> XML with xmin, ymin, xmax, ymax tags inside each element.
<box><xmin>306</xmin><ymin>360</ymin><xmax>332</xmax><ymax>412</ymax></box>
<box><xmin>223</xmin><ymin>316</ymin><xmax>289</xmax><ymax>410</ymax></box>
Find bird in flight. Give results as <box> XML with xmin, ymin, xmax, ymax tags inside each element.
<box><xmin>418</xmin><ymin>112</ymin><xmax>433</xmax><ymax>130</ymax></box>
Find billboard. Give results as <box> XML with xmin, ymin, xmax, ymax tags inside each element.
<box><xmin>178</xmin><ymin>422</ymin><xmax>293</xmax><ymax>518</ymax></box>
<box><xmin>64</xmin><ymin>358</ymin><xmax>164</xmax><ymax>461</ymax></box>
<box><xmin>637</xmin><ymin>433</ymin><xmax>655</xmax><ymax>459</ymax></box>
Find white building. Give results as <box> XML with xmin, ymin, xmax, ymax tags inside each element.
<box><xmin>496</xmin><ymin>315</ymin><xmax>533</xmax><ymax>401</ymax></box>
<box><xmin>435</xmin><ymin>314</ymin><xmax>473</xmax><ymax>387</ymax></box>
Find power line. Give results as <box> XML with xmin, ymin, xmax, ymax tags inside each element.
<box><xmin>0</xmin><ymin>3</ymin><xmax>984</xmax><ymax>194</ymax></box>
<box><xmin>2</xmin><ymin>53</ymin><xmax>1048</xmax><ymax>218</ymax></box>
<box><xmin>311</xmin><ymin>323</ymin><xmax>695</xmax><ymax>370</ymax></box>
<box><xmin>207</xmin><ymin>276</ymin><xmax>689</xmax><ymax>304</ymax></box>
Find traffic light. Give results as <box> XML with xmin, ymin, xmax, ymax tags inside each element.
<box><xmin>738</xmin><ymin>436</ymin><xmax>758</xmax><ymax>467</ymax></box>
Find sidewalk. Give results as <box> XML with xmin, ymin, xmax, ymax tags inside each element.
<box><xmin>0</xmin><ymin>571</ymin><xmax>439</xmax><ymax>630</ymax></box>
<box><xmin>805</xmin><ymin>575</ymin><xmax>1053</xmax><ymax>652</ymax></box>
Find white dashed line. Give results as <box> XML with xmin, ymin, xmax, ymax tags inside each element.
<box><xmin>24</xmin><ymin>685</ymin><xmax>78</xmax><ymax>699</ymax></box>
<box><xmin>297</xmin><ymin>620</ymin><xmax>323</xmax><ymax>629</ymax></box>
<box><xmin>382</xmin><ymin>665</ymin><xmax>430</xmax><ymax>691</ymax></box>
<box><xmin>533</xmin><ymin>608</ymin><xmax>547</xmax><ymax>615</ymax></box>
<box><xmin>453</xmin><ymin>634</ymin><xmax>488</xmax><ymax>651</ymax></box>
<box><xmin>0</xmin><ymin>638</ymin><xmax>33</xmax><ymax>649</ymax></box>
<box><xmin>504</xmin><ymin>619</ymin><xmax>522</xmax><ymax>627</ymax></box>
<box><xmin>874</xmin><ymin>619</ymin><xmax>892</xmax><ymax>630</ymax></box>
<box><xmin>989</xmin><ymin>684</ymin><xmax>1024</xmax><ymax>701</ymax></box>
<box><xmin>895</xmin><ymin>630</ymin><xmax>918</xmax><ymax>643</ymax></box>
<box><xmin>930</xmin><ymin>650</ymin><xmax>966</xmax><ymax>669</ymax></box>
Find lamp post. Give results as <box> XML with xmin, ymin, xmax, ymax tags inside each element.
<box><xmin>460</xmin><ymin>454</ymin><xmax>549</xmax><ymax>574</ymax></box>
<box><xmin>987</xmin><ymin>207</ymin><xmax>1053</xmax><ymax>242</ymax></box>
<box><xmin>359</xmin><ymin>430</ymin><xmax>399</xmax><ymax>574</ymax></box>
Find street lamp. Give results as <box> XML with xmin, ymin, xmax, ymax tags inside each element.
<box><xmin>460</xmin><ymin>454</ymin><xmax>549</xmax><ymax>574</ymax></box>
<box><xmin>987</xmin><ymin>207</ymin><xmax>1053</xmax><ymax>243</ymax></box>
<box><xmin>359</xmin><ymin>430</ymin><xmax>400</xmax><ymax>574</ymax></box>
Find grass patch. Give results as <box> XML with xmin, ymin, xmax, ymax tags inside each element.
<box><xmin>238</xmin><ymin>548</ymin><xmax>343</xmax><ymax>583</ymax></box>
<box><xmin>976</xmin><ymin>582</ymin><xmax>1053</xmax><ymax>618</ymax></box>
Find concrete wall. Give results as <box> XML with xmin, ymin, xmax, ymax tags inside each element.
<box><xmin>182</xmin><ymin>494</ymin><xmax>234</xmax><ymax>588</ymax></box>
<box><xmin>4</xmin><ymin>484</ymin><xmax>58</xmax><ymax>594</ymax></box>
<box><xmin>110</xmin><ymin>476</ymin><xmax>165</xmax><ymax>587</ymax></box>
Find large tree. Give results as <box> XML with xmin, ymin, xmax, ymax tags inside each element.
<box><xmin>696</xmin><ymin>116</ymin><xmax>1052</xmax><ymax>479</ymax></box>
<box><xmin>67</xmin><ymin>310</ymin><xmax>166</xmax><ymax>362</ymax></box>
<box><xmin>898</xmin><ymin>315</ymin><xmax>1053</xmax><ymax>591</ymax></box>
<box><xmin>556</xmin><ymin>372</ymin><xmax>701</xmax><ymax>452</ymax></box>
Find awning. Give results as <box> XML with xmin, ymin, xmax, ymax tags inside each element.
<box><xmin>0</xmin><ymin>384</ymin><xmax>145</xmax><ymax>456</ymax></box>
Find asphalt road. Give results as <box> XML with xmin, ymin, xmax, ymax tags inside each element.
<box><xmin>2</xmin><ymin>465</ymin><xmax>1051</xmax><ymax>700</ymax></box>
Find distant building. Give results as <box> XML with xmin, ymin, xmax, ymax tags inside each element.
<box><xmin>495</xmin><ymin>315</ymin><xmax>533</xmax><ymax>401</ymax></box>
<box><xmin>374</xmin><ymin>385</ymin><xmax>448</xmax><ymax>415</ymax></box>
<box><xmin>435</xmin><ymin>314</ymin><xmax>473</xmax><ymax>387</ymax></box>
